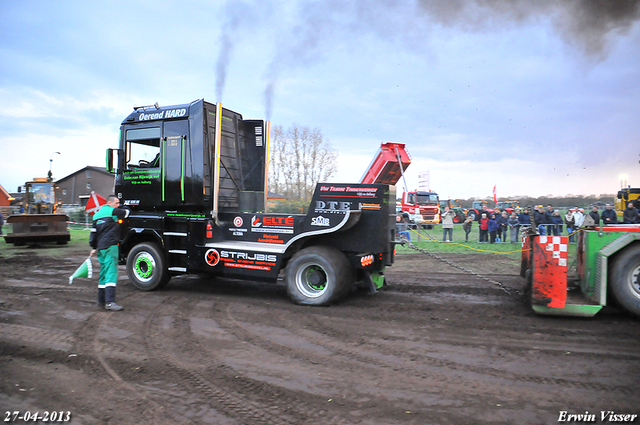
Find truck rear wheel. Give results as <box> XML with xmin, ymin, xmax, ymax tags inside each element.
<box><xmin>126</xmin><ymin>243</ymin><xmax>170</xmax><ymax>291</ymax></box>
<box><xmin>610</xmin><ymin>244</ymin><xmax>640</xmax><ymax>317</ymax></box>
<box><xmin>285</xmin><ymin>246</ymin><xmax>354</xmax><ymax>306</ymax></box>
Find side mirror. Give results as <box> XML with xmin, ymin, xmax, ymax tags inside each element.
<box><xmin>106</xmin><ymin>149</ymin><xmax>124</xmax><ymax>173</ymax></box>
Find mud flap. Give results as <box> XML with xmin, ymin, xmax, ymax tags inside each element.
<box><xmin>362</xmin><ymin>270</ymin><xmax>386</xmax><ymax>294</ymax></box>
<box><xmin>531</xmin><ymin>236</ymin><xmax>568</xmax><ymax>309</ymax></box>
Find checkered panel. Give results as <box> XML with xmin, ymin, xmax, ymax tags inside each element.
<box><xmin>539</xmin><ymin>235</ymin><xmax>568</xmax><ymax>267</ymax></box>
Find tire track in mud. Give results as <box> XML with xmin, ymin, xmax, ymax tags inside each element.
<box><xmin>190</xmin><ymin>300</ymin><xmax>430</xmax><ymax>425</ymax></box>
<box><xmin>384</xmin><ymin>274</ymin><xmax>640</xmax><ymax>356</ymax></box>
<box><xmin>210</xmin><ymin>300</ymin><xmax>536</xmax><ymax>403</ymax></box>
<box><xmin>142</xmin><ymin>295</ymin><xmax>308</xmax><ymax>425</ymax></box>
<box><xmin>217</xmin><ymin>298</ymin><xmax>635</xmax><ymax>403</ymax></box>
<box><xmin>304</xmin><ymin>313</ymin><xmax>636</xmax><ymax>396</ymax></box>
<box><xmin>70</xmin><ymin>291</ymin><xmax>188</xmax><ymax>425</ymax></box>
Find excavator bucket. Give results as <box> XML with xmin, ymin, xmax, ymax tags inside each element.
<box><xmin>4</xmin><ymin>213</ymin><xmax>70</xmax><ymax>245</ymax></box>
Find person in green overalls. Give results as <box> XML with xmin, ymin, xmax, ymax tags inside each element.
<box><xmin>89</xmin><ymin>195</ymin><xmax>129</xmax><ymax>311</ymax></box>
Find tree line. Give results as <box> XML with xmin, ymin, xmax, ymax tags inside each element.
<box><xmin>268</xmin><ymin>124</ymin><xmax>337</xmax><ymax>201</ymax></box>
<box><xmin>455</xmin><ymin>194</ymin><xmax>618</xmax><ymax>209</ymax></box>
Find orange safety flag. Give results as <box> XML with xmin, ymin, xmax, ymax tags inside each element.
<box><xmin>85</xmin><ymin>191</ymin><xmax>106</xmax><ymax>215</ymax></box>
<box><xmin>493</xmin><ymin>185</ymin><xmax>498</xmax><ymax>204</ymax></box>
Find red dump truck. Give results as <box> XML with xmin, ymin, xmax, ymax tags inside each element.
<box><xmin>360</xmin><ymin>142</ymin><xmax>440</xmax><ymax>228</ymax></box>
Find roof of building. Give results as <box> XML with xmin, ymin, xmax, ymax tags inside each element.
<box><xmin>55</xmin><ymin>166</ymin><xmax>111</xmax><ymax>183</ymax></box>
<box><xmin>0</xmin><ymin>183</ymin><xmax>14</xmax><ymax>201</ymax></box>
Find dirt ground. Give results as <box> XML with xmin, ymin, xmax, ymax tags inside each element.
<box><xmin>1</xmin><ymin>246</ymin><xmax>639</xmax><ymax>425</ymax></box>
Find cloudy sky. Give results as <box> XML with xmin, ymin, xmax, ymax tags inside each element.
<box><xmin>1</xmin><ymin>0</ymin><xmax>639</xmax><ymax>200</ymax></box>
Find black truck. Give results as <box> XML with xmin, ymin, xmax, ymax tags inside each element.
<box><xmin>107</xmin><ymin>99</ymin><xmax>396</xmax><ymax>305</ymax></box>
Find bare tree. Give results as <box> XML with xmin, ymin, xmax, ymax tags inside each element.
<box><xmin>268</xmin><ymin>124</ymin><xmax>337</xmax><ymax>201</ymax></box>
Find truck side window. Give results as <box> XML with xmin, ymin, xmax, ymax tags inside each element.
<box><xmin>125</xmin><ymin>127</ymin><xmax>161</xmax><ymax>169</ymax></box>
<box><xmin>408</xmin><ymin>194</ymin><xmax>415</xmax><ymax>205</ymax></box>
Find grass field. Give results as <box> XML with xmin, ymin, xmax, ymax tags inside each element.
<box><xmin>0</xmin><ymin>228</ymin><xmax>91</xmax><ymax>258</ymax></box>
<box><xmin>396</xmin><ymin>224</ymin><xmax>525</xmax><ymax>256</ymax></box>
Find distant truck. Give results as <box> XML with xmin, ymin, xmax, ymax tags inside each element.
<box><xmin>3</xmin><ymin>178</ymin><xmax>70</xmax><ymax>246</ymax></box>
<box><xmin>400</xmin><ymin>191</ymin><xmax>440</xmax><ymax>229</ymax></box>
<box><xmin>106</xmin><ymin>100</ymin><xmax>396</xmax><ymax>306</ymax></box>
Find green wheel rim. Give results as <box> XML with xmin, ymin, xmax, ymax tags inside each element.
<box><xmin>133</xmin><ymin>252</ymin><xmax>156</xmax><ymax>283</ymax></box>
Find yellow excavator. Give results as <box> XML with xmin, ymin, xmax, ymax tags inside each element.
<box><xmin>4</xmin><ymin>177</ymin><xmax>70</xmax><ymax>245</ymax></box>
<box><xmin>615</xmin><ymin>187</ymin><xmax>640</xmax><ymax>220</ymax></box>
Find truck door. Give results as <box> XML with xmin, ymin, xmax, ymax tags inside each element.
<box><xmin>162</xmin><ymin>120</ymin><xmax>189</xmax><ymax>207</ymax></box>
<box><xmin>122</xmin><ymin>125</ymin><xmax>162</xmax><ymax>208</ymax></box>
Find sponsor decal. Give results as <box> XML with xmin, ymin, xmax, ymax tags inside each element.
<box><xmin>205</xmin><ymin>249</ymin><xmax>220</xmax><ymax>266</ymax></box>
<box><xmin>319</xmin><ymin>186</ymin><xmax>378</xmax><ymax>197</ymax></box>
<box><xmin>314</xmin><ymin>200</ymin><xmax>352</xmax><ymax>214</ymax></box>
<box><xmin>123</xmin><ymin>168</ymin><xmax>161</xmax><ymax>185</ymax></box>
<box><xmin>233</xmin><ymin>216</ymin><xmax>243</xmax><ymax>227</ymax></box>
<box><xmin>167</xmin><ymin>212</ymin><xmax>205</xmax><ymax>218</ymax></box>
<box><xmin>218</xmin><ymin>250</ymin><xmax>278</xmax><ymax>272</ymax></box>
<box><xmin>138</xmin><ymin>108</ymin><xmax>187</xmax><ymax>121</ymax></box>
<box><xmin>251</xmin><ymin>215</ymin><xmax>294</xmax><ymax>234</ymax></box>
<box><xmin>225</xmin><ymin>263</ymin><xmax>272</xmax><ymax>271</ymax></box>
<box><xmin>360</xmin><ymin>203</ymin><xmax>381</xmax><ymax>210</ymax></box>
<box><xmin>310</xmin><ymin>216</ymin><xmax>330</xmax><ymax>227</ymax></box>
<box><xmin>229</xmin><ymin>227</ymin><xmax>247</xmax><ymax>237</ymax></box>
<box><xmin>220</xmin><ymin>250</ymin><xmax>277</xmax><ymax>262</ymax></box>
<box><xmin>258</xmin><ymin>234</ymin><xmax>284</xmax><ymax>244</ymax></box>
<box><xmin>123</xmin><ymin>200</ymin><xmax>140</xmax><ymax>206</ymax></box>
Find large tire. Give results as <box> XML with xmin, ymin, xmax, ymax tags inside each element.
<box><xmin>126</xmin><ymin>243</ymin><xmax>170</xmax><ymax>291</ymax></box>
<box><xmin>285</xmin><ymin>246</ymin><xmax>354</xmax><ymax>306</ymax></box>
<box><xmin>610</xmin><ymin>244</ymin><xmax>640</xmax><ymax>317</ymax></box>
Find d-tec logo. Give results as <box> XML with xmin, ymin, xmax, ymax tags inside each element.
<box><xmin>205</xmin><ymin>249</ymin><xmax>220</xmax><ymax>266</ymax></box>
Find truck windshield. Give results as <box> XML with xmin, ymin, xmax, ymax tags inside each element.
<box><xmin>416</xmin><ymin>194</ymin><xmax>438</xmax><ymax>204</ymax></box>
<box><xmin>126</xmin><ymin>127</ymin><xmax>161</xmax><ymax>169</ymax></box>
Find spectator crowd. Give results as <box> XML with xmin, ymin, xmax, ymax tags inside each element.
<box><xmin>396</xmin><ymin>200</ymin><xmax>640</xmax><ymax>244</ymax></box>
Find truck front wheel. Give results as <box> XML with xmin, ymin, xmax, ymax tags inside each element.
<box><xmin>610</xmin><ymin>244</ymin><xmax>640</xmax><ymax>317</ymax></box>
<box><xmin>126</xmin><ymin>243</ymin><xmax>170</xmax><ymax>291</ymax></box>
<box><xmin>285</xmin><ymin>246</ymin><xmax>354</xmax><ymax>306</ymax></box>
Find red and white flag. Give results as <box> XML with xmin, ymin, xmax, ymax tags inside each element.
<box><xmin>85</xmin><ymin>191</ymin><xmax>106</xmax><ymax>215</ymax></box>
<box><xmin>493</xmin><ymin>185</ymin><xmax>498</xmax><ymax>204</ymax></box>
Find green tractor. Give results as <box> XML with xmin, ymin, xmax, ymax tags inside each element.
<box><xmin>521</xmin><ymin>223</ymin><xmax>640</xmax><ymax>317</ymax></box>
<box><xmin>439</xmin><ymin>199</ymin><xmax>467</xmax><ymax>223</ymax></box>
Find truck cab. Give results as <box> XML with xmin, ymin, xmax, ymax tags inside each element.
<box><xmin>106</xmin><ymin>100</ymin><xmax>396</xmax><ymax>306</ymax></box>
<box><xmin>401</xmin><ymin>191</ymin><xmax>440</xmax><ymax>228</ymax></box>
